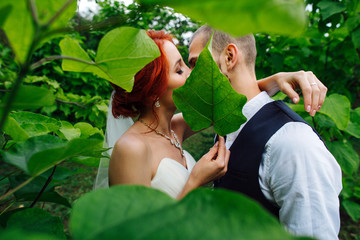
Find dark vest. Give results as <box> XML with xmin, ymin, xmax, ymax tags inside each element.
<box><xmin>214</xmin><ymin>100</ymin><xmax>320</xmax><ymax>218</ymax></box>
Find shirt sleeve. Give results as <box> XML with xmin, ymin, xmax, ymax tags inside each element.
<box><xmin>261</xmin><ymin>122</ymin><xmax>342</xmax><ymax>240</ymax></box>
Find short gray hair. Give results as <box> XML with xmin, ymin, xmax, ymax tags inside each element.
<box><xmin>190</xmin><ymin>25</ymin><xmax>257</xmax><ymax>71</ymax></box>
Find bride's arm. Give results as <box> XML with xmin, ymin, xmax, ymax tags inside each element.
<box><xmin>258</xmin><ymin>71</ymin><xmax>327</xmax><ymax>117</ymax></box>
<box><xmin>109</xmin><ymin>134</ymin><xmax>152</xmax><ymax>186</ymax></box>
<box><xmin>177</xmin><ymin>136</ymin><xmax>229</xmax><ymax>199</ymax></box>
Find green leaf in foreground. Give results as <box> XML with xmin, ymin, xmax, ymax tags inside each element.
<box><xmin>318</xmin><ymin>94</ymin><xmax>351</xmax><ymax>130</ymax></box>
<box><xmin>6</xmin><ymin>208</ymin><xmax>66</xmax><ymax>240</ymax></box>
<box><xmin>0</xmin><ymin>85</ymin><xmax>56</xmax><ymax>110</ymax></box>
<box><xmin>173</xmin><ymin>35</ymin><xmax>247</xmax><ymax>136</ymax></box>
<box><xmin>70</xmin><ymin>185</ymin><xmax>312</xmax><ymax>240</ymax></box>
<box><xmin>140</xmin><ymin>0</ymin><xmax>306</xmax><ymax>36</ymax></box>
<box><xmin>2</xmin><ymin>134</ymin><xmax>106</xmax><ymax>176</ymax></box>
<box><xmin>0</xmin><ymin>0</ymin><xmax>76</xmax><ymax>64</ymax></box>
<box><xmin>60</xmin><ymin>27</ymin><xmax>160</xmax><ymax>92</ymax></box>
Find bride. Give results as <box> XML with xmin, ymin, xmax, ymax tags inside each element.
<box><xmin>95</xmin><ymin>30</ymin><xmax>327</xmax><ymax>199</ymax></box>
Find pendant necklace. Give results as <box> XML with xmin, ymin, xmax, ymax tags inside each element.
<box><xmin>139</xmin><ymin>119</ymin><xmax>184</xmax><ymax>158</ymax></box>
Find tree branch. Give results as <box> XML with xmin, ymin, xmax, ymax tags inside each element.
<box><xmin>30</xmin><ymin>166</ymin><xmax>57</xmax><ymax>208</ymax></box>
<box><xmin>0</xmin><ymin>177</ymin><xmax>34</xmax><ymax>201</ymax></box>
<box><xmin>30</xmin><ymin>55</ymin><xmax>94</xmax><ymax>70</ymax></box>
<box><xmin>56</xmin><ymin>98</ymin><xmax>87</xmax><ymax>109</ymax></box>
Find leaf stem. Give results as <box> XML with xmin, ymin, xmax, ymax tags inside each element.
<box><xmin>0</xmin><ymin>200</ymin><xmax>16</xmax><ymax>217</ymax></box>
<box><xmin>27</xmin><ymin>0</ymin><xmax>39</xmax><ymax>25</ymax></box>
<box><xmin>46</xmin><ymin>0</ymin><xmax>75</xmax><ymax>27</ymax></box>
<box><xmin>0</xmin><ymin>177</ymin><xmax>34</xmax><ymax>201</ymax></box>
<box><xmin>30</xmin><ymin>55</ymin><xmax>95</xmax><ymax>70</ymax></box>
<box><xmin>30</xmin><ymin>166</ymin><xmax>57</xmax><ymax>208</ymax></box>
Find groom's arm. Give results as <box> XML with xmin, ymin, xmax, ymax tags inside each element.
<box><xmin>257</xmin><ymin>71</ymin><xmax>327</xmax><ymax>117</ymax></box>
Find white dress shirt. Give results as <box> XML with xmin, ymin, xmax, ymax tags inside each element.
<box><xmin>225</xmin><ymin>91</ymin><xmax>342</xmax><ymax>240</ymax></box>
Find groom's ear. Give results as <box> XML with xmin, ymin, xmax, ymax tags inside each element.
<box><xmin>224</xmin><ymin>44</ymin><xmax>238</xmax><ymax>71</ymax></box>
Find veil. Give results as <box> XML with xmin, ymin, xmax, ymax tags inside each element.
<box><xmin>93</xmin><ymin>91</ymin><xmax>134</xmax><ymax>189</ymax></box>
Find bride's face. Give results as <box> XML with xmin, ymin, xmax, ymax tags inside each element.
<box><xmin>160</xmin><ymin>40</ymin><xmax>191</xmax><ymax>107</ymax></box>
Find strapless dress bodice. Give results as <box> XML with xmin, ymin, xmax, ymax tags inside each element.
<box><xmin>151</xmin><ymin>150</ymin><xmax>196</xmax><ymax>199</ymax></box>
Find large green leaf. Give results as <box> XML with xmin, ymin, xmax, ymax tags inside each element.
<box><xmin>9</xmin><ymin>174</ymin><xmax>71</xmax><ymax>207</ymax></box>
<box><xmin>327</xmin><ymin>140</ymin><xmax>359</xmax><ymax>176</ymax></box>
<box><xmin>318</xmin><ymin>94</ymin><xmax>350</xmax><ymax>130</ymax></box>
<box><xmin>9</xmin><ymin>111</ymin><xmax>61</xmax><ymax>137</ymax></box>
<box><xmin>0</xmin><ymin>228</ymin><xmax>60</xmax><ymax>240</ymax></box>
<box><xmin>70</xmin><ymin>185</ymin><xmax>311</xmax><ymax>240</ymax></box>
<box><xmin>2</xmin><ymin>134</ymin><xmax>106</xmax><ymax>176</ymax></box>
<box><xmin>70</xmin><ymin>185</ymin><xmax>176</xmax><ymax>240</ymax></box>
<box><xmin>0</xmin><ymin>0</ymin><xmax>76</xmax><ymax>64</ymax></box>
<box><xmin>57</xmin><ymin>121</ymin><xmax>81</xmax><ymax>140</ymax></box>
<box><xmin>60</xmin><ymin>27</ymin><xmax>161</xmax><ymax>92</ymax></box>
<box><xmin>344</xmin><ymin>107</ymin><xmax>360</xmax><ymax>138</ymax></box>
<box><xmin>27</xmin><ymin>136</ymin><xmax>106</xmax><ymax>175</ymax></box>
<box><xmin>351</xmin><ymin>27</ymin><xmax>360</xmax><ymax>49</ymax></box>
<box><xmin>342</xmin><ymin>200</ymin><xmax>360</xmax><ymax>222</ymax></box>
<box><xmin>2</xmin><ymin>135</ymin><xmax>66</xmax><ymax>174</ymax></box>
<box><xmin>6</xmin><ymin>208</ymin><xmax>66</xmax><ymax>240</ymax></box>
<box><xmin>0</xmin><ymin>85</ymin><xmax>56</xmax><ymax>110</ymax></box>
<box><xmin>140</xmin><ymin>0</ymin><xmax>306</xmax><ymax>36</ymax></box>
<box><xmin>317</xmin><ymin>0</ymin><xmax>347</xmax><ymax>20</ymax></box>
<box><xmin>173</xmin><ymin>35</ymin><xmax>247</xmax><ymax>136</ymax></box>
<box><xmin>3</xmin><ymin>116</ymin><xmax>30</xmax><ymax>141</ymax></box>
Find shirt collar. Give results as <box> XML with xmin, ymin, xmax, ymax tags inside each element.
<box><xmin>242</xmin><ymin>91</ymin><xmax>274</xmax><ymax>122</ymax></box>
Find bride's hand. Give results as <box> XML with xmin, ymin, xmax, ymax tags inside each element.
<box><xmin>258</xmin><ymin>71</ymin><xmax>327</xmax><ymax>117</ymax></box>
<box><xmin>188</xmin><ymin>136</ymin><xmax>230</xmax><ymax>187</ymax></box>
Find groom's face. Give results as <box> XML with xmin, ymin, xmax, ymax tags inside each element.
<box><xmin>188</xmin><ymin>33</ymin><xmax>221</xmax><ymax>70</ymax></box>
<box><xmin>188</xmin><ymin>33</ymin><xmax>208</xmax><ymax>70</ymax></box>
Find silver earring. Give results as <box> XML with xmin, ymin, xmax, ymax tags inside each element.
<box><xmin>155</xmin><ymin>98</ymin><xmax>160</xmax><ymax>108</ymax></box>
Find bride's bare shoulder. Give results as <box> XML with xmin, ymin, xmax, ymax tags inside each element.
<box><xmin>112</xmin><ymin>131</ymin><xmax>149</xmax><ymax>161</ymax></box>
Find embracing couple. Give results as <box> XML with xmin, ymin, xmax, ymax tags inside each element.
<box><xmin>95</xmin><ymin>26</ymin><xmax>342</xmax><ymax>240</ymax></box>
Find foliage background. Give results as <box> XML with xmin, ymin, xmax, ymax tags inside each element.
<box><xmin>0</xmin><ymin>0</ymin><xmax>359</xmax><ymax>239</ymax></box>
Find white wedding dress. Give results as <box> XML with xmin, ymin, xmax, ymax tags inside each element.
<box><xmin>94</xmin><ymin>93</ymin><xmax>197</xmax><ymax>199</ymax></box>
<box><xmin>151</xmin><ymin>150</ymin><xmax>196</xmax><ymax>198</ymax></box>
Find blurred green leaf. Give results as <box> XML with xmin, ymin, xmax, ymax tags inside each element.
<box><xmin>0</xmin><ymin>0</ymin><xmax>76</xmax><ymax>63</ymax></box>
<box><xmin>351</xmin><ymin>27</ymin><xmax>360</xmax><ymax>49</ymax></box>
<box><xmin>318</xmin><ymin>94</ymin><xmax>351</xmax><ymax>130</ymax></box>
<box><xmin>1</xmin><ymin>85</ymin><xmax>56</xmax><ymax>110</ymax></box>
<box><xmin>3</xmin><ymin>116</ymin><xmax>30</xmax><ymax>141</ymax></box>
<box><xmin>6</xmin><ymin>208</ymin><xmax>66</xmax><ymax>240</ymax></box>
<box><xmin>69</xmin><ymin>156</ymin><xmax>101</xmax><ymax>167</ymax></box>
<box><xmin>74</xmin><ymin>122</ymin><xmax>102</xmax><ymax>138</ymax></box>
<box><xmin>173</xmin><ymin>35</ymin><xmax>247</xmax><ymax>136</ymax></box>
<box><xmin>58</xmin><ymin>121</ymin><xmax>81</xmax><ymax>140</ymax></box>
<box><xmin>70</xmin><ymin>185</ymin><xmax>310</xmax><ymax>239</ymax></box>
<box><xmin>10</xmin><ymin>111</ymin><xmax>61</xmax><ymax>137</ymax></box>
<box><xmin>0</xmin><ymin>228</ymin><xmax>60</xmax><ymax>240</ymax></box>
<box><xmin>60</xmin><ymin>27</ymin><xmax>161</xmax><ymax>92</ymax></box>
<box><xmin>0</xmin><ymin>4</ymin><xmax>12</xmax><ymax>27</ymax></box>
<box><xmin>140</xmin><ymin>0</ymin><xmax>306</xmax><ymax>36</ymax></box>
<box><xmin>317</xmin><ymin>0</ymin><xmax>346</xmax><ymax>20</ymax></box>
<box><xmin>2</xmin><ymin>135</ymin><xmax>66</xmax><ymax>174</ymax></box>
<box><xmin>0</xmin><ymin>0</ymin><xmax>33</xmax><ymax>63</ymax></box>
<box><xmin>19</xmin><ymin>192</ymin><xmax>71</xmax><ymax>208</ymax></box>
<box><xmin>27</xmin><ymin>137</ymin><xmax>105</xmax><ymax>175</ymax></box>
<box><xmin>342</xmin><ymin>200</ymin><xmax>360</xmax><ymax>222</ymax></box>
<box><xmin>345</xmin><ymin>107</ymin><xmax>360</xmax><ymax>138</ymax></box>
<box><xmin>327</xmin><ymin>140</ymin><xmax>359</xmax><ymax>176</ymax></box>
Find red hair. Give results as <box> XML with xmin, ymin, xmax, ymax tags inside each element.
<box><xmin>111</xmin><ymin>30</ymin><xmax>174</xmax><ymax>118</ymax></box>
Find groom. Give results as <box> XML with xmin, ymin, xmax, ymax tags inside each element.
<box><xmin>188</xmin><ymin>26</ymin><xmax>342</xmax><ymax>240</ymax></box>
